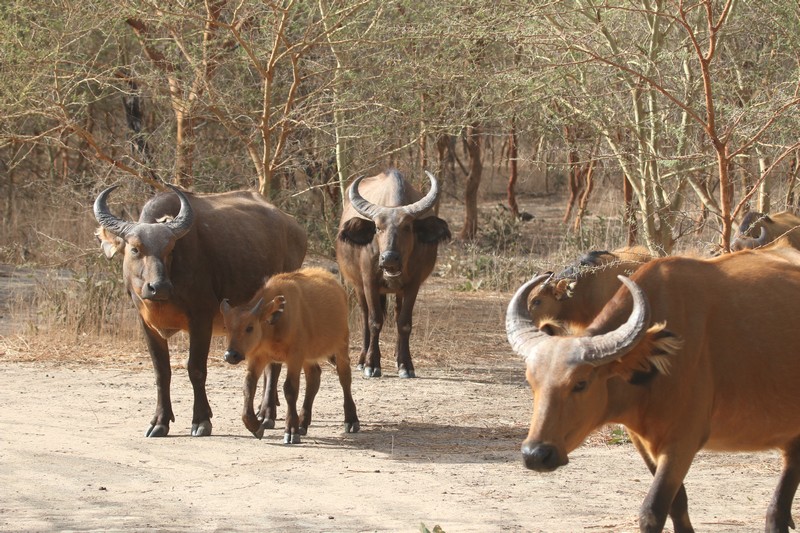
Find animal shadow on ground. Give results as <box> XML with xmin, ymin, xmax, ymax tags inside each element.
<box><xmin>244</xmin><ymin>420</ymin><xmax>523</xmax><ymax>466</ymax></box>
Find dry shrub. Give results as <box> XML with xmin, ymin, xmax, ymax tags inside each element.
<box><xmin>9</xmin><ymin>256</ymin><xmax>139</xmax><ymax>342</ymax></box>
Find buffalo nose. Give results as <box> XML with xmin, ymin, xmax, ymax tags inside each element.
<box><xmin>521</xmin><ymin>442</ymin><xmax>563</xmax><ymax>472</ymax></box>
<box><xmin>142</xmin><ymin>280</ymin><xmax>173</xmax><ymax>300</ymax></box>
<box><xmin>379</xmin><ymin>251</ymin><xmax>401</xmax><ymax>269</ymax></box>
<box><xmin>224</xmin><ymin>350</ymin><xmax>244</xmax><ymax>365</ymax></box>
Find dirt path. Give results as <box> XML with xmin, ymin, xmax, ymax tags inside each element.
<box><xmin>0</xmin><ymin>258</ymin><xmax>790</xmax><ymax>532</ymax></box>
<box><xmin>0</xmin><ymin>355</ymin><xmax>785</xmax><ymax>532</ymax></box>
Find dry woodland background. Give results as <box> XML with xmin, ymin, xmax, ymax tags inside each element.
<box><xmin>2</xmin><ymin>1</ymin><xmax>800</xmax><ymax>531</ymax></box>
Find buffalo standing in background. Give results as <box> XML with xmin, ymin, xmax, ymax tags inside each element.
<box><xmin>94</xmin><ymin>185</ymin><xmax>307</xmax><ymax>437</ymax></box>
<box><xmin>527</xmin><ymin>246</ymin><xmax>654</xmax><ymax>334</ymax></box>
<box><xmin>732</xmin><ymin>210</ymin><xmax>800</xmax><ymax>250</ymax></box>
<box><xmin>336</xmin><ymin>169</ymin><xmax>451</xmax><ymax>378</ymax></box>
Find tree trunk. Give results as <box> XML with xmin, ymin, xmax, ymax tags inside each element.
<box><xmin>785</xmin><ymin>150</ymin><xmax>800</xmax><ymax>209</ymax></box>
<box><xmin>459</xmin><ymin>124</ymin><xmax>482</xmax><ymax>241</ymax></box>
<box><xmin>717</xmin><ymin>144</ymin><xmax>734</xmax><ymax>252</ymax></box>
<box><xmin>174</xmin><ymin>114</ymin><xmax>195</xmax><ymax>188</ymax></box>
<box><xmin>436</xmin><ymin>133</ymin><xmax>456</xmax><ymax>196</ymax></box>
<box><xmin>507</xmin><ymin>122</ymin><xmax>519</xmax><ymax>218</ymax></box>
<box><xmin>121</xmin><ymin>77</ymin><xmax>161</xmax><ymax>186</ymax></box>
<box><xmin>572</xmin><ymin>159</ymin><xmax>596</xmax><ymax>231</ymax></box>
<box><xmin>623</xmin><ymin>173</ymin><xmax>637</xmax><ymax>245</ymax></box>
<box><xmin>757</xmin><ymin>156</ymin><xmax>770</xmax><ymax>213</ymax></box>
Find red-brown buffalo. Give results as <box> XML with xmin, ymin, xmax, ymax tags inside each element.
<box><xmin>506</xmin><ymin>244</ymin><xmax>800</xmax><ymax>533</ymax></box>
<box><xmin>220</xmin><ymin>267</ymin><xmax>359</xmax><ymax>443</ymax></box>
<box><xmin>527</xmin><ymin>246</ymin><xmax>653</xmax><ymax>333</ymax></box>
<box><xmin>732</xmin><ymin>210</ymin><xmax>800</xmax><ymax>250</ymax></box>
<box><xmin>336</xmin><ymin>169</ymin><xmax>450</xmax><ymax>378</ymax></box>
<box><xmin>94</xmin><ymin>185</ymin><xmax>306</xmax><ymax>437</ymax></box>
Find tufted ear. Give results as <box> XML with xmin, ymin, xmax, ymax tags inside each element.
<box><xmin>553</xmin><ymin>279</ymin><xmax>575</xmax><ymax>301</ymax></box>
<box><xmin>94</xmin><ymin>227</ymin><xmax>125</xmax><ymax>259</ymax></box>
<box><xmin>338</xmin><ymin>217</ymin><xmax>376</xmax><ymax>246</ymax></box>
<box><xmin>414</xmin><ymin>216</ymin><xmax>451</xmax><ymax>244</ymax></box>
<box><xmin>608</xmin><ymin>323</ymin><xmax>682</xmax><ymax>382</ymax></box>
<box><xmin>253</xmin><ymin>296</ymin><xmax>286</xmax><ymax>325</ymax></box>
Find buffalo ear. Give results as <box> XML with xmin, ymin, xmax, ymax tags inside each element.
<box><xmin>95</xmin><ymin>227</ymin><xmax>125</xmax><ymax>259</ymax></box>
<box><xmin>608</xmin><ymin>323</ymin><xmax>682</xmax><ymax>381</ymax></box>
<box><xmin>259</xmin><ymin>295</ymin><xmax>286</xmax><ymax>325</ymax></box>
<box><xmin>338</xmin><ymin>217</ymin><xmax>376</xmax><ymax>246</ymax></box>
<box><xmin>414</xmin><ymin>216</ymin><xmax>451</xmax><ymax>244</ymax></box>
<box><xmin>553</xmin><ymin>279</ymin><xmax>574</xmax><ymax>300</ymax></box>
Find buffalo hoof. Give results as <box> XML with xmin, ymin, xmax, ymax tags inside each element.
<box><xmin>298</xmin><ymin>426</ymin><xmax>308</xmax><ymax>436</ymax></box>
<box><xmin>363</xmin><ymin>366</ymin><xmax>382</xmax><ymax>378</ymax></box>
<box><xmin>398</xmin><ymin>367</ymin><xmax>416</xmax><ymax>379</ymax></box>
<box><xmin>283</xmin><ymin>432</ymin><xmax>301</xmax><ymax>444</ymax></box>
<box><xmin>250</xmin><ymin>426</ymin><xmax>265</xmax><ymax>440</ymax></box>
<box><xmin>191</xmin><ymin>420</ymin><xmax>212</xmax><ymax>437</ymax></box>
<box><xmin>258</xmin><ymin>418</ymin><xmax>276</xmax><ymax>430</ymax></box>
<box><xmin>145</xmin><ymin>424</ymin><xmax>169</xmax><ymax>437</ymax></box>
<box><xmin>345</xmin><ymin>421</ymin><xmax>360</xmax><ymax>433</ymax></box>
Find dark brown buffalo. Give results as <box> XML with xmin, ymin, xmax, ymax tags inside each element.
<box><xmin>506</xmin><ymin>243</ymin><xmax>800</xmax><ymax>532</ymax></box>
<box><xmin>94</xmin><ymin>185</ymin><xmax>307</xmax><ymax>437</ymax></box>
<box><xmin>732</xmin><ymin>210</ymin><xmax>800</xmax><ymax>250</ymax></box>
<box><xmin>336</xmin><ymin>169</ymin><xmax>450</xmax><ymax>378</ymax></box>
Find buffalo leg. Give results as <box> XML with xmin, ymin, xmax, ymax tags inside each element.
<box><xmin>334</xmin><ymin>341</ymin><xmax>360</xmax><ymax>433</ymax></box>
<box><xmin>362</xmin><ymin>288</ymin><xmax>386</xmax><ymax>378</ymax></box>
<box><xmin>256</xmin><ymin>362</ymin><xmax>282</xmax><ymax>430</ymax></box>
<box><xmin>282</xmin><ymin>363</ymin><xmax>303</xmax><ymax>444</ymax></box>
<box><xmin>766</xmin><ymin>437</ymin><xmax>800</xmax><ymax>533</ymax></box>
<box><xmin>141</xmin><ymin>319</ymin><xmax>174</xmax><ymax>437</ymax></box>
<box><xmin>395</xmin><ymin>288</ymin><xmax>419</xmax><ymax>378</ymax></box>
<box><xmin>187</xmin><ymin>318</ymin><xmax>214</xmax><ymax>436</ymax></box>
<box><xmin>630</xmin><ymin>433</ymin><xmax>694</xmax><ymax>533</ymax></box>
<box><xmin>639</xmin><ymin>448</ymin><xmax>697</xmax><ymax>533</ymax></box>
<box><xmin>356</xmin><ymin>290</ymin><xmax>369</xmax><ymax>370</ymax></box>
<box><xmin>298</xmin><ymin>363</ymin><xmax>321</xmax><ymax>435</ymax></box>
<box><xmin>242</xmin><ymin>359</ymin><xmax>268</xmax><ymax>439</ymax></box>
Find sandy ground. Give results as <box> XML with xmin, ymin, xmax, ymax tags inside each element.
<box><xmin>0</xmin><ymin>216</ymin><xmax>793</xmax><ymax>532</ymax></box>
<box><xmin>0</xmin><ymin>352</ymin><xmax>788</xmax><ymax>532</ymax></box>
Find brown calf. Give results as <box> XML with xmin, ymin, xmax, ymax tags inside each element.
<box><xmin>221</xmin><ymin>267</ymin><xmax>359</xmax><ymax>443</ymax></box>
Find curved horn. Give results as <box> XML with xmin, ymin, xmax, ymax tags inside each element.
<box><xmin>93</xmin><ymin>185</ymin><xmax>137</xmax><ymax>238</ymax></box>
<box><xmin>577</xmin><ymin>276</ymin><xmax>650</xmax><ymax>366</ymax></box>
<box><xmin>349</xmin><ymin>175</ymin><xmax>386</xmax><ymax>220</ymax></box>
<box><xmin>164</xmin><ymin>184</ymin><xmax>194</xmax><ymax>238</ymax></box>
<box><xmin>403</xmin><ymin>171</ymin><xmax>440</xmax><ymax>217</ymax></box>
<box><xmin>506</xmin><ymin>274</ymin><xmax>557</xmax><ymax>358</ymax></box>
<box><xmin>732</xmin><ymin>226</ymin><xmax>768</xmax><ymax>251</ymax></box>
<box><xmin>753</xmin><ymin>226</ymin><xmax>769</xmax><ymax>247</ymax></box>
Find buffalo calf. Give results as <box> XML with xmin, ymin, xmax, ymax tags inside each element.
<box><xmin>221</xmin><ymin>267</ymin><xmax>359</xmax><ymax>443</ymax></box>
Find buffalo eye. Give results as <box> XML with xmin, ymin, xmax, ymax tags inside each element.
<box><xmin>572</xmin><ymin>380</ymin><xmax>588</xmax><ymax>393</ymax></box>
<box><xmin>531</xmin><ymin>299</ymin><xmax>541</xmax><ymax>307</ymax></box>
<box><xmin>129</xmin><ymin>246</ymin><xmax>140</xmax><ymax>256</ymax></box>
<box><xmin>245</xmin><ymin>324</ymin><xmax>254</xmax><ymax>334</ymax></box>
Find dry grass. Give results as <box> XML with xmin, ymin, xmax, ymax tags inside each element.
<box><xmin>0</xmin><ymin>184</ymin><xmax>709</xmax><ymax>366</ymax></box>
